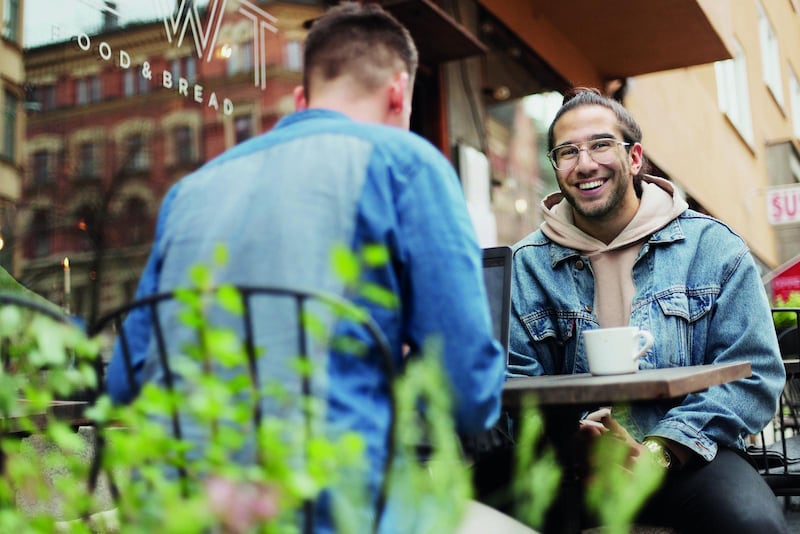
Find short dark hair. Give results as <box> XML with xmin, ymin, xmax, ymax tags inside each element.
<box><xmin>302</xmin><ymin>2</ymin><xmax>418</xmax><ymax>100</ymax></box>
<box><xmin>548</xmin><ymin>87</ymin><xmax>649</xmax><ymax>190</ymax></box>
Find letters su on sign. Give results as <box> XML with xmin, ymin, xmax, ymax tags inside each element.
<box><xmin>767</xmin><ymin>185</ymin><xmax>800</xmax><ymax>225</ymax></box>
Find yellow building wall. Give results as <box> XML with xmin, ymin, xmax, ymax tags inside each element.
<box><xmin>626</xmin><ymin>0</ymin><xmax>800</xmax><ymax>268</ymax></box>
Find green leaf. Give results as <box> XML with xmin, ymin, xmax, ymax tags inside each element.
<box><xmin>331</xmin><ymin>244</ymin><xmax>360</xmax><ymax>285</ymax></box>
<box><xmin>358</xmin><ymin>283</ymin><xmax>399</xmax><ymax>310</ymax></box>
<box><xmin>188</xmin><ymin>265</ymin><xmax>213</xmax><ymax>291</ymax></box>
<box><xmin>213</xmin><ymin>243</ymin><xmax>229</xmax><ymax>267</ymax></box>
<box><xmin>361</xmin><ymin>244</ymin><xmax>390</xmax><ymax>267</ymax></box>
<box><xmin>216</xmin><ymin>284</ymin><xmax>244</xmax><ymax>316</ymax></box>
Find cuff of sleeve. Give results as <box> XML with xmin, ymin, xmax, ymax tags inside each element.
<box><xmin>648</xmin><ymin>421</ymin><xmax>717</xmax><ymax>462</ymax></box>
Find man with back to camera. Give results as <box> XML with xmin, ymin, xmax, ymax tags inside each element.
<box><xmin>105</xmin><ymin>2</ymin><xmax>509</xmax><ymax>532</ymax></box>
<box><xmin>508</xmin><ymin>87</ymin><xmax>788</xmax><ymax>532</ymax></box>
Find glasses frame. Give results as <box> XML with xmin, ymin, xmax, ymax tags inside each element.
<box><xmin>547</xmin><ymin>138</ymin><xmax>631</xmax><ymax>171</ymax></box>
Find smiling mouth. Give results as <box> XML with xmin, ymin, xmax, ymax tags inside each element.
<box><xmin>577</xmin><ymin>179</ymin><xmax>605</xmax><ymax>191</ymax></box>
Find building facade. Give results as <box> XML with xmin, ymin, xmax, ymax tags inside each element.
<box><xmin>17</xmin><ymin>0</ymin><xmax>800</xmax><ymax>320</ymax></box>
<box><xmin>0</xmin><ymin>0</ymin><xmax>24</xmax><ymax>272</ymax></box>
<box><xmin>624</xmin><ymin>0</ymin><xmax>800</xmax><ymax>272</ymax></box>
<box><xmin>22</xmin><ymin>1</ymin><xmax>322</xmax><ymax>322</ymax></box>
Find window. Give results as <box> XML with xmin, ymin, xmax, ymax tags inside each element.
<box><xmin>31</xmin><ymin>84</ymin><xmax>56</xmax><ymax>111</ymax></box>
<box><xmin>77</xmin><ymin>142</ymin><xmax>98</xmax><ymax>178</ymax></box>
<box><xmin>2</xmin><ymin>0</ymin><xmax>19</xmax><ymax>43</ymax></box>
<box><xmin>123</xmin><ymin>70</ymin><xmax>135</xmax><ymax>96</ymax></box>
<box><xmin>172</xmin><ymin>56</ymin><xmax>197</xmax><ymax>82</ymax></box>
<box><xmin>125</xmin><ymin>66</ymin><xmax>150</xmax><ymax>96</ymax></box>
<box><xmin>791</xmin><ymin>68</ymin><xmax>800</xmax><ymax>140</ymax></box>
<box><xmin>226</xmin><ymin>42</ymin><xmax>253</xmax><ymax>75</ymax></box>
<box><xmin>76</xmin><ymin>78</ymin><xmax>87</xmax><ymax>104</ymax></box>
<box><xmin>184</xmin><ymin>56</ymin><xmax>197</xmax><ymax>82</ymax></box>
<box><xmin>122</xmin><ymin>197</ymin><xmax>149</xmax><ymax>245</ymax></box>
<box><xmin>124</xmin><ymin>133</ymin><xmax>148</xmax><ymax>171</ymax></box>
<box><xmin>29</xmin><ymin>210</ymin><xmax>51</xmax><ymax>258</ymax></box>
<box><xmin>32</xmin><ymin>150</ymin><xmax>52</xmax><ymax>185</ymax></box>
<box><xmin>139</xmin><ymin>67</ymin><xmax>150</xmax><ymax>94</ymax></box>
<box><xmin>714</xmin><ymin>38</ymin><xmax>754</xmax><ymax>145</ymax></box>
<box><xmin>3</xmin><ymin>91</ymin><xmax>16</xmax><ymax>159</ymax></box>
<box><xmin>234</xmin><ymin>115</ymin><xmax>253</xmax><ymax>144</ymax></box>
<box><xmin>76</xmin><ymin>76</ymin><xmax>102</xmax><ymax>104</ymax></box>
<box><xmin>285</xmin><ymin>40</ymin><xmax>302</xmax><ymax>72</ymax></box>
<box><xmin>174</xmin><ymin>125</ymin><xmax>194</xmax><ymax>164</ymax></box>
<box><xmin>758</xmin><ymin>2</ymin><xmax>783</xmax><ymax>106</ymax></box>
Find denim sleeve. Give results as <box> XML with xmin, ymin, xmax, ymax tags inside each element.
<box><xmin>105</xmin><ymin>185</ymin><xmax>179</xmax><ymax>404</ymax></box>
<box><xmin>390</xmin><ymin>150</ymin><xmax>506</xmax><ymax>436</ymax></box>
<box><xmin>648</xmin><ymin>248</ymin><xmax>786</xmax><ymax>461</ymax></box>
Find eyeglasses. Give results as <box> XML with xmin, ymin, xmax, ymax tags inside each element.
<box><xmin>547</xmin><ymin>138</ymin><xmax>630</xmax><ymax>171</ymax></box>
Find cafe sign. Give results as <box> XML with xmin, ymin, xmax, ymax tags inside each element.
<box><xmin>159</xmin><ymin>0</ymin><xmax>278</xmax><ymax>90</ymax></box>
<box><xmin>75</xmin><ymin>0</ymin><xmax>280</xmax><ymax>116</ymax></box>
<box><xmin>766</xmin><ymin>184</ymin><xmax>800</xmax><ymax>225</ymax></box>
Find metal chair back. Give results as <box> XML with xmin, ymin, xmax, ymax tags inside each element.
<box><xmin>88</xmin><ymin>285</ymin><xmax>396</xmax><ymax>533</ymax></box>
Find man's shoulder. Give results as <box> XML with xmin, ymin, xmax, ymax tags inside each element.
<box><xmin>511</xmin><ymin>230</ymin><xmax>552</xmax><ymax>265</ymax></box>
<box><xmin>676</xmin><ymin>209</ymin><xmax>746</xmax><ymax>244</ymax></box>
<box><xmin>512</xmin><ymin>229</ymin><xmax>549</xmax><ymax>252</ymax></box>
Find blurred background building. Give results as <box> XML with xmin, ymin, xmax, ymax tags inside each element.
<box><xmin>2</xmin><ymin>0</ymin><xmax>799</xmax><ymax>321</ymax></box>
<box><xmin>0</xmin><ymin>0</ymin><xmax>24</xmax><ymax>275</ymax></box>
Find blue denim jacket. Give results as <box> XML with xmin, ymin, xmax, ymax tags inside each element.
<box><xmin>509</xmin><ymin>210</ymin><xmax>785</xmax><ymax>460</ymax></box>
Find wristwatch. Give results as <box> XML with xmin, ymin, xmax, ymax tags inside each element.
<box><xmin>642</xmin><ymin>438</ymin><xmax>673</xmax><ymax>470</ymax></box>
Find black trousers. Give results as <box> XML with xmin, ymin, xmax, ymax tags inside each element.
<box><xmin>635</xmin><ymin>447</ymin><xmax>789</xmax><ymax>533</ymax></box>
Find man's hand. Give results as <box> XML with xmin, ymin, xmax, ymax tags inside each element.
<box><xmin>582</xmin><ymin>410</ymin><xmax>692</xmax><ymax>471</ymax></box>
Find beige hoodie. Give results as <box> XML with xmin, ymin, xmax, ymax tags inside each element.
<box><xmin>539</xmin><ymin>176</ymin><xmax>689</xmax><ymax>327</ymax></box>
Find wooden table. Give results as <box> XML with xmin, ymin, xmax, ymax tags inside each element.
<box><xmin>497</xmin><ymin>361</ymin><xmax>752</xmax><ymax>533</ymax></box>
<box><xmin>503</xmin><ymin>361</ymin><xmax>752</xmax><ymax>407</ymax></box>
<box><xmin>2</xmin><ymin>400</ymin><xmax>90</xmax><ymax>435</ymax></box>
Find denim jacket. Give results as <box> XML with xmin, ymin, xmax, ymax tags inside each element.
<box><xmin>509</xmin><ymin>209</ymin><xmax>785</xmax><ymax>460</ymax></box>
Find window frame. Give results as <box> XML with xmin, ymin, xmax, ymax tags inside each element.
<box><xmin>757</xmin><ymin>1</ymin><xmax>784</xmax><ymax>107</ymax></box>
<box><xmin>714</xmin><ymin>37</ymin><xmax>754</xmax><ymax>146</ymax></box>
<box><xmin>3</xmin><ymin>90</ymin><xmax>16</xmax><ymax>160</ymax></box>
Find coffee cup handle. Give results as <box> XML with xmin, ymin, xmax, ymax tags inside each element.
<box><xmin>633</xmin><ymin>330</ymin><xmax>655</xmax><ymax>361</ymax></box>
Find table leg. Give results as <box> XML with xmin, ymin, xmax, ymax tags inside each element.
<box><xmin>542</xmin><ymin>406</ymin><xmax>583</xmax><ymax>534</ymax></box>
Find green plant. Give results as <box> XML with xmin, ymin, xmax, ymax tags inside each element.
<box><xmin>0</xmin><ymin>303</ymin><xmax>101</xmax><ymax>532</ymax></box>
<box><xmin>584</xmin><ymin>430</ymin><xmax>665</xmax><ymax>534</ymax></box>
<box><xmin>388</xmin><ymin>338</ymin><xmax>473</xmax><ymax>533</ymax></box>
<box><xmin>87</xmin><ymin>247</ymin><xmax>377</xmax><ymax>534</ymax></box>
<box><xmin>511</xmin><ymin>397</ymin><xmax>561</xmax><ymax>530</ymax></box>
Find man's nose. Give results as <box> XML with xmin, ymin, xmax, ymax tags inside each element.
<box><xmin>574</xmin><ymin>148</ymin><xmax>598</xmax><ymax>170</ymax></box>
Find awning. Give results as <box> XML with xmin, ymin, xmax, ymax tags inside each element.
<box><xmin>380</xmin><ymin>0</ymin><xmax>488</xmax><ymax>64</ymax></box>
<box><xmin>480</xmin><ymin>0</ymin><xmax>731</xmax><ymax>86</ymax></box>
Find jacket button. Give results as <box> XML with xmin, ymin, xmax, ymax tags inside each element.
<box><xmin>585</xmin><ymin>304</ymin><xmax>593</xmax><ymax>313</ymax></box>
<box><xmin>575</xmin><ymin>260</ymin><xmax>585</xmax><ymax>270</ymax></box>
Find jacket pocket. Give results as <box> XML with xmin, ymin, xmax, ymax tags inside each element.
<box><xmin>522</xmin><ymin>311</ymin><xmax>590</xmax><ymax>373</ymax></box>
<box><xmin>653</xmin><ymin>287</ymin><xmax>715</xmax><ymax>366</ymax></box>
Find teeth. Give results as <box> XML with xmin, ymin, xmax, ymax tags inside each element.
<box><xmin>578</xmin><ymin>180</ymin><xmax>604</xmax><ymax>190</ymax></box>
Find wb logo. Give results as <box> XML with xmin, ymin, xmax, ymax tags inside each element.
<box><xmin>157</xmin><ymin>0</ymin><xmax>278</xmax><ymax>89</ymax></box>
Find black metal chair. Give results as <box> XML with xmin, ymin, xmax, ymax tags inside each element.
<box><xmin>88</xmin><ymin>285</ymin><xmax>396</xmax><ymax>534</ymax></box>
<box><xmin>749</xmin><ymin>307</ymin><xmax>800</xmax><ymax>500</ymax></box>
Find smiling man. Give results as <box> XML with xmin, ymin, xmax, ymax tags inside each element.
<box><xmin>508</xmin><ymin>87</ymin><xmax>788</xmax><ymax>532</ymax></box>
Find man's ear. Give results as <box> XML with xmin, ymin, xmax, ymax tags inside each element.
<box><xmin>293</xmin><ymin>85</ymin><xmax>307</xmax><ymax>111</ymax></box>
<box><xmin>387</xmin><ymin>71</ymin><xmax>409</xmax><ymax>116</ymax></box>
<box><xmin>628</xmin><ymin>142</ymin><xmax>644</xmax><ymax>175</ymax></box>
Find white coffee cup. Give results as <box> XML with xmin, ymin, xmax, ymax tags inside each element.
<box><xmin>582</xmin><ymin>326</ymin><xmax>655</xmax><ymax>375</ymax></box>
